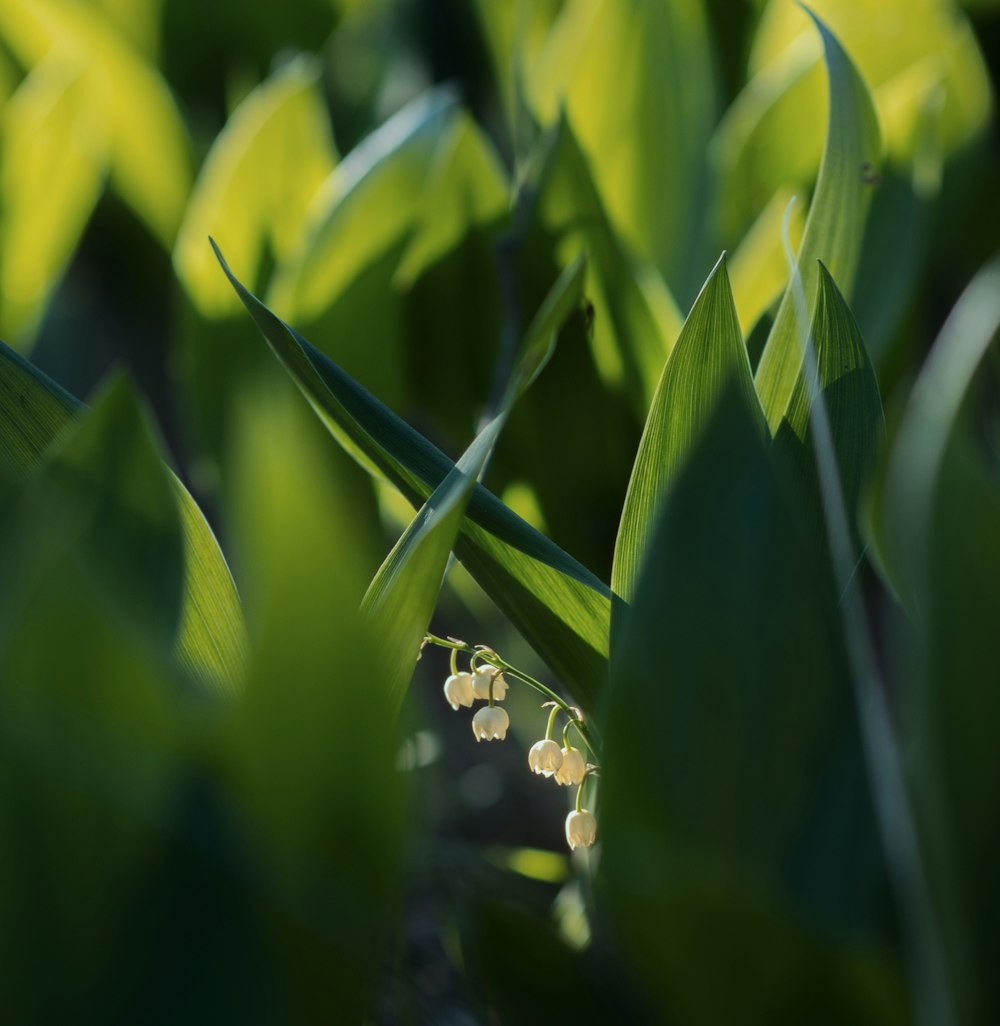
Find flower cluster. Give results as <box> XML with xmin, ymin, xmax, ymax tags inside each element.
<box><xmin>425</xmin><ymin>634</ymin><xmax>598</xmax><ymax>851</ymax></box>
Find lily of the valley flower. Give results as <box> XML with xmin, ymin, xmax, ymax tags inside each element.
<box><xmin>472</xmin><ymin>667</ymin><xmax>508</xmax><ymax>701</ymax></box>
<box><xmin>443</xmin><ymin>672</ymin><xmax>476</xmax><ymax>710</ymax></box>
<box><xmin>528</xmin><ymin>738</ymin><xmax>563</xmax><ymax>777</ymax></box>
<box><xmin>472</xmin><ymin>705</ymin><xmax>510</xmax><ymax>741</ymax></box>
<box><xmin>554</xmin><ymin>746</ymin><xmax>586</xmax><ymax>786</ymax></box>
<box><xmin>565</xmin><ymin>809</ymin><xmax>597</xmax><ymax>850</ymax></box>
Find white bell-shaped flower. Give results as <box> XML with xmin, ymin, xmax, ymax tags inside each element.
<box><xmin>554</xmin><ymin>746</ymin><xmax>586</xmax><ymax>786</ymax></box>
<box><xmin>471</xmin><ymin>705</ymin><xmax>510</xmax><ymax>741</ymax></box>
<box><xmin>443</xmin><ymin>672</ymin><xmax>476</xmax><ymax>710</ymax></box>
<box><xmin>527</xmin><ymin>739</ymin><xmax>563</xmax><ymax>777</ymax></box>
<box><xmin>471</xmin><ymin>667</ymin><xmax>509</xmax><ymax>701</ymax></box>
<box><xmin>565</xmin><ymin>809</ymin><xmax>597</xmax><ymax>850</ymax></box>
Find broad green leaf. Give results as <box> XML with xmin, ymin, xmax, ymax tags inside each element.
<box><xmin>174</xmin><ymin>56</ymin><xmax>337</xmax><ymax>318</ymax></box>
<box><xmin>873</xmin><ymin>256</ymin><xmax>1000</xmax><ymax>1025</ymax></box>
<box><xmin>527</xmin><ymin>0</ymin><xmax>716</xmax><ymax>300</ymax></box>
<box><xmin>0</xmin><ymin>340</ymin><xmax>247</xmax><ymax>693</ymax></box>
<box><xmin>393</xmin><ymin>111</ymin><xmax>509</xmax><ymax>287</ymax></box>
<box><xmin>612</xmin><ymin>255</ymin><xmax>764</xmax><ymax>604</ymax></box>
<box><xmin>0</xmin><ymin>0</ymin><xmax>191</xmax><ymax>245</ymax></box>
<box><xmin>268</xmin><ymin>87</ymin><xmax>458</xmax><ymax>322</ymax></box>
<box><xmin>532</xmin><ymin>116</ymin><xmax>681</xmax><ymax>414</ymax></box>
<box><xmin>751</xmin><ymin>0</ymin><xmax>990</xmax><ymax>166</ymax></box>
<box><xmin>714</xmin><ymin>0</ymin><xmax>989</xmax><ymax>243</ymax></box>
<box><xmin>0</xmin><ymin>375</ymin><xmax>184</xmax><ymax>655</ymax></box>
<box><xmin>754</xmin><ymin>11</ymin><xmax>882</xmax><ymax>433</ymax></box>
<box><xmin>225</xmin><ymin>387</ymin><xmax>403</xmax><ymax>1024</ymax></box>
<box><xmin>874</xmin><ymin>256</ymin><xmax>1000</xmax><ymax>606</ymax></box>
<box><xmin>362</xmin><ymin>258</ymin><xmax>586</xmax><ymax>709</ymax></box>
<box><xmin>729</xmin><ymin>188</ymin><xmax>804</xmax><ymax>338</ymax></box>
<box><xmin>601</xmin><ymin>388</ymin><xmax>907</xmax><ymax>1026</ymax></box>
<box><xmin>214</xmin><ymin>243</ymin><xmax>612</xmax><ymax>710</ymax></box>
<box><xmin>0</xmin><ymin>505</ymin><xmax>186</xmax><ymax>1024</ymax></box>
<box><xmin>0</xmin><ymin>53</ymin><xmax>108</xmax><ymax>345</ymax></box>
<box><xmin>776</xmin><ymin>261</ymin><xmax>885</xmax><ymax>539</ymax></box>
<box><xmin>471</xmin><ymin>0</ymin><xmax>563</xmax><ymax>129</ymax></box>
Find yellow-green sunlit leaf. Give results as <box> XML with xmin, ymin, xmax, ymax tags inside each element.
<box><xmin>527</xmin><ymin>0</ymin><xmax>716</xmax><ymax>299</ymax></box>
<box><xmin>0</xmin><ymin>0</ymin><xmax>191</xmax><ymax>245</ymax></box>
<box><xmin>751</xmin><ymin>0</ymin><xmax>990</xmax><ymax>165</ymax></box>
<box><xmin>393</xmin><ymin>111</ymin><xmax>508</xmax><ymax>286</ymax></box>
<box><xmin>714</xmin><ymin>0</ymin><xmax>990</xmax><ymax>240</ymax></box>
<box><xmin>0</xmin><ymin>340</ymin><xmax>248</xmax><ymax>694</ymax></box>
<box><xmin>729</xmin><ymin>188</ymin><xmax>804</xmax><ymax>338</ymax></box>
<box><xmin>612</xmin><ymin>255</ymin><xmax>765</xmax><ymax>605</ymax></box>
<box><xmin>174</xmin><ymin>56</ymin><xmax>337</xmax><ymax>318</ymax></box>
<box><xmin>0</xmin><ymin>53</ymin><xmax>107</xmax><ymax>346</ymax></box>
<box><xmin>754</xmin><ymin>11</ymin><xmax>881</xmax><ymax>433</ymax></box>
<box><xmin>532</xmin><ymin>117</ymin><xmax>681</xmax><ymax>415</ymax></box>
<box><xmin>269</xmin><ymin>86</ymin><xmax>459</xmax><ymax>321</ymax></box>
<box><xmin>215</xmin><ymin>242</ymin><xmax>611</xmax><ymax>711</ymax></box>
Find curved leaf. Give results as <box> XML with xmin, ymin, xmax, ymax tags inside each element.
<box><xmin>775</xmin><ymin>261</ymin><xmax>885</xmax><ymax>543</ymax></box>
<box><xmin>173</xmin><ymin>56</ymin><xmax>337</xmax><ymax>318</ymax></box>
<box><xmin>754</xmin><ymin>11</ymin><xmax>882</xmax><ymax>433</ymax></box>
<box><xmin>612</xmin><ymin>254</ymin><xmax>764</xmax><ymax>604</ymax></box>
<box><xmin>214</xmin><ymin>243</ymin><xmax>612</xmax><ymax>709</ymax></box>
<box><xmin>0</xmin><ymin>340</ymin><xmax>247</xmax><ymax>693</ymax></box>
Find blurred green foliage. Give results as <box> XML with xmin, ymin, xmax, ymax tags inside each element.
<box><xmin>0</xmin><ymin>0</ymin><xmax>999</xmax><ymax>1023</ymax></box>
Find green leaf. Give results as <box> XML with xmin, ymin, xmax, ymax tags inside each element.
<box><xmin>754</xmin><ymin>10</ymin><xmax>882</xmax><ymax>433</ymax></box>
<box><xmin>776</xmin><ymin>261</ymin><xmax>885</xmax><ymax>543</ymax></box>
<box><xmin>601</xmin><ymin>387</ymin><xmax>908</xmax><ymax>1026</ymax></box>
<box><xmin>362</xmin><ymin>258</ymin><xmax>586</xmax><ymax>710</ymax></box>
<box><xmin>873</xmin><ymin>256</ymin><xmax>1000</xmax><ymax>1024</ymax></box>
<box><xmin>173</xmin><ymin>56</ymin><xmax>338</xmax><ymax>318</ymax></box>
<box><xmin>0</xmin><ymin>340</ymin><xmax>247</xmax><ymax>693</ymax></box>
<box><xmin>532</xmin><ymin>116</ymin><xmax>681</xmax><ymax>415</ymax></box>
<box><xmin>224</xmin><ymin>387</ymin><xmax>404</xmax><ymax>1024</ymax></box>
<box><xmin>0</xmin><ymin>54</ymin><xmax>108</xmax><ymax>345</ymax></box>
<box><xmin>729</xmin><ymin>187</ymin><xmax>804</xmax><ymax>339</ymax></box>
<box><xmin>874</xmin><ymin>257</ymin><xmax>1000</xmax><ymax>603</ymax></box>
<box><xmin>268</xmin><ymin>86</ymin><xmax>458</xmax><ymax>323</ymax></box>
<box><xmin>0</xmin><ymin>375</ymin><xmax>184</xmax><ymax>655</ymax></box>
<box><xmin>527</xmin><ymin>0</ymin><xmax>716</xmax><ymax>300</ymax></box>
<box><xmin>0</xmin><ymin>0</ymin><xmax>192</xmax><ymax>245</ymax></box>
<box><xmin>612</xmin><ymin>254</ymin><xmax>764</xmax><ymax>605</ymax></box>
<box><xmin>213</xmin><ymin>242</ymin><xmax>611</xmax><ymax>710</ymax></box>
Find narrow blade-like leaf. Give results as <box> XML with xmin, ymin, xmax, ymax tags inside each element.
<box><xmin>754</xmin><ymin>11</ymin><xmax>881</xmax><ymax>432</ymax></box>
<box><xmin>0</xmin><ymin>340</ymin><xmax>247</xmax><ymax>693</ymax></box>
<box><xmin>214</xmin><ymin>242</ymin><xmax>612</xmax><ymax>708</ymax></box>
<box><xmin>612</xmin><ymin>254</ymin><xmax>764</xmax><ymax>605</ymax></box>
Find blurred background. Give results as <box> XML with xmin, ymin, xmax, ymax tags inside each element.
<box><xmin>1</xmin><ymin>0</ymin><xmax>999</xmax><ymax>1023</ymax></box>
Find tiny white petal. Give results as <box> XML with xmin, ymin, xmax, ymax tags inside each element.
<box><xmin>472</xmin><ymin>705</ymin><xmax>510</xmax><ymax>741</ymax></box>
<box><xmin>527</xmin><ymin>739</ymin><xmax>563</xmax><ymax>777</ymax></box>
<box><xmin>554</xmin><ymin>747</ymin><xmax>587</xmax><ymax>786</ymax></box>
<box><xmin>472</xmin><ymin>667</ymin><xmax>508</xmax><ymax>701</ymax></box>
<box><xmin>443</xmin><ymin>673</ymin><xmax>476</xmax><ymax>710</ymax></box>
<box><xmin>565</xmin><ymin>809</ymin><xmax>597</xmax><ymax>850</ymax></box>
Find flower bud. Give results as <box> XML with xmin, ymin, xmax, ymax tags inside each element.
<box><xmin>565</xmin><ymin>809</ymin><xmax>597</xmax><ymax>850</ymax></box>
<box><xmin>554</xmin><ymin>746</ymin><xmax>586</xmax><ymax>786</ymax></box>
<box><xmin>472</xmin><ymin>705</ymin><xmax>510</xmax><ymax>742</ymax></box>
<box><xmin>443</xmin><ymin>672</ymin><xmax>476</xmax><ymax>710</ymax></box>
<box><xmin>471</xmin><ymin>667</ymin><xmax>508</xmax><ymax>701</ymax></box>
<box><xmin>527</xmin><ymin>739</ymin><xmax>563</xmax><ymax>777</ymax></box>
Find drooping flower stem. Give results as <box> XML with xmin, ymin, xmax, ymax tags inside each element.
<box><xmin>544</xmin><ymin>704</ymin><xmax>560</xmax><ymax>742</ymax></box>
<box><xmin>423</xmin><ymin>633</ymin><xmax>600</xmax><ymax>760</ymax></box>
